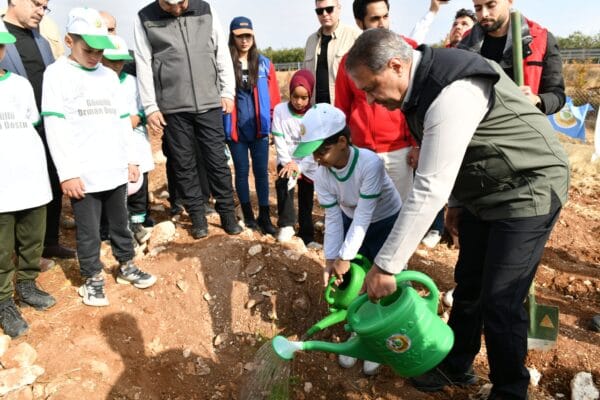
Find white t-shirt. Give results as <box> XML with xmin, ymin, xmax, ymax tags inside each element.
<box><xmin>121</xmin><ymin>73</ymin><xmax>154</xmax><ymax>174</ymax></box>
<box><xmin>42</xmin><ymin>57</ymin><xmax>136</xmax><ymax>194</ymax></box>
<box><xmin>316</xmin><ymin>146</ymin><xmax>402</xmax><ymax>261</ymax></box>
<box><xmin>271</xmin><ymin>102</ymin><xmax>318</xmax><ymax>181</ymax></box>
<box><xmin>0</xmin><ymin>72</ymin><xmax>52</xmax><ymax>213</ymax></box>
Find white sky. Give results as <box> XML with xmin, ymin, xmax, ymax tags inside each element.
<box><xmin>47</xmin><ymin>0</ymin><xmax>599</xmax><ymax>50</ymax></box>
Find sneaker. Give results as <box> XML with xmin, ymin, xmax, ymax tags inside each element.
<box><xmin>131</xmin><ymin>223</ymin><xmax>152</xmax><ymax>245</ymax></box>
<box><xmin>0</xmin><ymin>298</ymin><xmax>29</xmax><ymax>338</ymax></box>
<box><xmin>116</xmin><ymin>261</ymin><xmax>157</xmax><ymax>289</ymax></box>
<box><xmin>78</xmin><ymin>275</ymin><xmax>109</xmax><ymax>307</ymax></box>
<box><xmin>421</xmin><ymin>230</ymin><xmax>442</xmax><ymax>249</ymax></box>
<box><xmin>338</xmin><ymin>354</ymin><xmax>358</xmax><ymax>368</ymax></box>
<box><xmin>363</xmin><ymin>360</ymin><xmax>381</xmax><ymax>376</ymax></box>
<box><xmin>410</xmin><ymin>366</ymin><xmax>478</xmax><ymax>392</ymax></box>
<box><xmin>277</xmin><ymin>226</ymin><xmax>295</xmax><ymax>242</ymax></box>
<box><xmin>15</xmin><ymin>280</ymin><xmax>56</xmax><ymax>310</ymax></box>
<box><xmin>191</xmin><ymin>214</ymin><xmax>209</xmax><ymax>239</ymax></box>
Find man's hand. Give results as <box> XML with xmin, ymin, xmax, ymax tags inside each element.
<box><xmin>61</xmin><ymin>178</ymin><xmax>86</xmax><ymax>199</ymax></box>
<box><xmin>221</xmin><ymin>98</ymin><xmax>234</xmax><ymax>114</ymax></box>
<box><xmin>519</xmin><ymin>85</ymin><xmax>542</xmax><ymax>107</ymax></box>
<box><xmin>445</xmin><ymin>206</ymin><xmax>462</xmax><ymax>237</ymax></box>
<box><xmin>278</xmin><ymin>161</ymin><xmax>299</xmax><ymax>178</ymax></box>
<box><xmin>363</xmin><ymin>264</ymin><xmax>397</xmax><ymax>302</ymax></box>
<box><xmin>128</xmin><ymin>164</ymin><xmax>140</xmax><ymax>183</ymax></box>
<box><xmin>407</xmin><ymin>146</ymin><xmax>420</xmax><ymax>169</ymax></box>
<box><xmin>147</xmin><ymin>111</ymin><xmax>166</xmax><ymax>134</ymax></box>
<box><xmin>430</xmin><ymin>0</ymin><xmax>448</xmax><ymax>13</ymax></box>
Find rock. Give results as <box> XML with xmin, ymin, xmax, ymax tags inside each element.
<box><xmin>3</xmin><ymin>387</ymin><xmax>33</xmax><ymax>400</ymax></box>
<box><xmin>304</xmin><ymin>382</ymin><xmax>313</xmax><ymax>393</ymax></box>
<box><xmin>150</xmin><ymin>221</ymin><xmax>176</xmax><ymax>245</ymax></box>
<box><xmin>248</xmin><ymin>244</ymin><xmax>262</xmax><ymax>256</ymax></box>
<box><xmin>214</xmin><ymin>333</ymin><xmax>227</xmax><ymax>347</ymax></box>
<box><xmin>292</xmin><ymin>295</ymin><xmax>310</xmax><ymax>315</ymax></box>
<box><xmin>158</xmin><ymin>190</ymin><xmax>170</xmax><ymax>199</ymax></box>
<box><xmin>245</xmin><ymin>294</ymin><xmax>264</xmax><ymax>309</ymax></box>
<box><xmin>282</xmin><ymin>237</ymin><xmax>307</xmax><ymax>255</ymax></box>
<box><xmin>150</xmin><ymin>204</ymin><xmax>166</xmax><ymax>212</ymax></box>
<box><xmin>570</xmin><ymin>372</ymin><xmax>599</xmax><ymax>400</ymax></box>
<box><xmin>182</xmin><ymin>348</ymin><xmax>192</xmax><ymax>358</ymax></box>
<box><xmin>528</xmin><ymin>367</ymin><xmax>541</xmax><ymax>387</ymax></box>
<box><xmin>149</xmin><ymin>246</ymin><xmax>167</xmax><ymax>257</ymax></box>
<box><xmin>153</xmin><ymin>150</ymin><xmax>167</xmax><ymax>164</ymax></box>
<box><xmin>314</xmin><ymin>220</ymin><xmax>324</xmax><ymax>232</ymax></box>
<box><xmin>203</xmin><ymin>293</ymin><xmax>213</xmax><ymax>302</ymax></box>
<box><xmin>442</xmin><ymin>289</ymin><xmax>455</xmax><ymax>308</ymax></box>
<box><xmin>195</xmin><ymin>358</ymin><xmax>211</xmax><ymax>376</ymax></box>
<box><xmin>268</xmin><ymin>310</ymin><xmax>278</xmax><ymax>321</ymax></box>
<box><xmin>176</xmin><ymin>280</ymin><xmax>189</xmax><ymax>293</ymax></box>
<box><xmin>306</xmin><ymin>242</ymin><xmax>323</xmax><ymax>250</ymax></box>
<box><xmin>293</xmin><ymin>271</ymin><xmax>308</xmax><ymax>283</ymax></box>
<box><xmin>0</xmin><ymin>365</ymin><xmax>45</xmax><ymax>396</ymax></box>
<box><xmin>283</xmin><ymin>250</ymin><xmax>302</xmax><ymax>261</ymax></box>
<box><xmin>1</xmin><ymin>343</ymin><xmax>37</xmax><ymax>369</ymax></box>
<box><xmin>0</xmin><ymin>335</ymin><xmax>11</xmax><ymax>358</ymax></box>
<box><xmin>245</xmin><ymin>258</ymin><xmax>264</xmax><ymax>276</ymax></box>
<box><xmin>243</xmin><ymin>362</ymin><xmax>255</xmax><ymax>371</ymax></box>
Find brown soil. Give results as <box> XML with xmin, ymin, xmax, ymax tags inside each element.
<box><xmin>22</xmin><ymin>124</ymin><xmax>599</xmax><ymax>399</ymax></box>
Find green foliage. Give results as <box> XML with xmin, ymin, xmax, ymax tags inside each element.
<box><xmin>557</xmin><ymin>31</ymin><xmax>600</xmax><ymax>49</ymax></box>
<box><xmin>260</xmin><ymin>47</ymin><xmax>305</xmax><ymax>63</ymax></box>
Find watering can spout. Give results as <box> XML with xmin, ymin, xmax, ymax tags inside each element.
<box><xmin>305</xmin><ymin>309</ymin><xmax>348</xmax><ymax>337</ymax></box>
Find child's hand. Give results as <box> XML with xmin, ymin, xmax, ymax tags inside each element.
<box><xmin>279</xmin><ymin>161</ymin><xmax>299</xmax><ymax>178</ymax></box>
<box><xmin>323</xmin><ymin>259</ymin><xmax>336</xmax><ymax>287</ymax></box>
<box><xmin>323</xmin><ymin>258</ymin><xmax>351</xmax><ymax>287</ymax></box>
<box><xmin>128</xmin><ymin>164</ymin><xmax>140</xmax><ymax>183</ymax></box>
<box><xmin>61</xmin><ymin>178</ymin><xmax>85</xmax><ymax>199</ymax></box>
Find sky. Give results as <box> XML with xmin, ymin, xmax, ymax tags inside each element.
<box><xmin>47</xmin><ymin>0</ymin><xmax>599</xmax><ymax>51</ymax></box>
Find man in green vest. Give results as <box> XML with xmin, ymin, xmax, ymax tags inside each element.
<box><xmin>345</xmin><ymin>29</ymin><xmax>569</xmax><ymax>400</ymax></box>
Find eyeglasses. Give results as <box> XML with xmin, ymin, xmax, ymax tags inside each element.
<box><xmin>315</xmin><ymin>6</ymin><xmax>335</xmax><ymax>16</ymax></box>
<box><xmin>29</xmin><ymin>0</ymin><xmax>51</xmax><ymax>14</ymax></box>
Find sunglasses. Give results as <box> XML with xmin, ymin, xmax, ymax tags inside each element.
<box><xmin>315</xmin><ymin>6</ymin><xmax>335</xmax><ymax>16</ymax></box>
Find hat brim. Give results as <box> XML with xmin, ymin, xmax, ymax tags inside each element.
<box><xmin>81</xmin><ymin>34</ymin><xmax>116</xmax><ymax>50</ymax></box>
<box><xmin>103</xmin><ymin>53</ymin><xmax>133</xmax><ymax>61</ymax></box>
<box><xmin>232</xmin><ymin>28</ymin><xmax>253</xmax><ymax>36</ymax></box>
<box><xmin>0</xmin><ymin>32</ymin><xmax>16</xmax><ymax>45</ymax></box>
<box><xmin>293</xmin><ymin>140</ymin><xmax>324</xmax><ymax>158</ymax></box>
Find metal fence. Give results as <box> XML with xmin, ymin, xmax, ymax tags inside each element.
<box><xmin>274</xmin><ymin>62</ymin><xmax>303</xmax><ymax>71</ymax></box>
<box><xmin>560</xmin><ymin>48</ymin><xmax>600</xmax><ymax>63</ymax></box>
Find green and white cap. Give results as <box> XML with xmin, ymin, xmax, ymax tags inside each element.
<box><xmin>103</xmin><ymin>35</ymin><xmax>133</xmax><ymax>61</ymax></box>
<box><xmin>67</xmin><ymin>7</ymin><xmax>116</xmax><ymax>50</ymax></box>
<box><xmin>0</xmin><ymin>20</ymin><xmax>16</xmax><ymax>45</ymax></box>
<box><xmin>293</xmin><ymin>103</ymin><xmax>347</xmax><ymax>158</ymax></box>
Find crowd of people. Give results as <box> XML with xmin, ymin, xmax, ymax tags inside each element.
<box><xmin>0</xmin><ymin>0</ymin><xmax>581</xmax><ymax>399</ymax></box>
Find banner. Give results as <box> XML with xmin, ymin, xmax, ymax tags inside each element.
<box><xmin>548</xmin><ymin>97</ymin><xmax>592</xmax><ymax>142</ymax></box>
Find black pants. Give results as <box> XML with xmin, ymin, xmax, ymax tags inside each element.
<box><xmin>275</xmin><ymin>170</ymin><xmax>314</xmax><ymax>244</ymax></box>
<box><xmin>163</xmin><ymin>110</ymin><xmax>234</xmax><ymax>222</ymax></box>
<box><xmin>71</xmin><ymin>184</ymin><xmax>134</xmax><ymax>278</ymax></box>
<box><xmin>41</xmin><ymin>134</ymin><xmax>63</xmax><ymax>247</ymax></box>
<box><xmin>127</xmin><ymin>172</ymin><xmax>149</xmax><ymax>222</ymax></box>
<box><xmin>443</xmin><ymin>195</ymin><xmax>562</xmax><ymax>400</ymax></box>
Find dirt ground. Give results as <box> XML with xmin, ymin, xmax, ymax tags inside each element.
<box><xmin>21</xmin><ymin>119</ymin><xmax>599</xmax><ymax>399</ymax></box>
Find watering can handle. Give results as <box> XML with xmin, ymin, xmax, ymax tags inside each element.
<box><xmin>324</xmin><ymin>254</ymin><xmax>371</xmax><ymax>306</ymax></box>
<box><xmin>346</xmin><ymin>271</ymin><xmax>440</xmax><ymax>321</ymax></box>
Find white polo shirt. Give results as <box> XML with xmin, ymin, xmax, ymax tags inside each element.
<box><xmin>0</xmin><ymin>72</ymin><xmax>52</xmax><ymax>213</ymax></box>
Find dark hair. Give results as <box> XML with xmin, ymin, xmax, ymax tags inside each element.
<box><xmin>455</xmin><ymin>8</ymin><xmax>477</xmax><ymax>23</ymax></box>
<box><xmin>228</xmin><ymin>33</ymin><xmax>259</xmax><ymax>89</ymax></box>
<box><xmin>68</xmin><ymin>33</ymin><xmax>83</xmax><ymax>43</ymax></box>
<box><xmin>319</xmin><ymin>125</ymin><xmax>351</xmax><ymax>149</ymax></box>
<box><xmin>352</xmin><ymin>0</ymin><xmax>389</xmax><ymax>21</ymax></box>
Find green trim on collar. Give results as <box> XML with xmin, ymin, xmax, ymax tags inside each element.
<box><xmin>119</xmin><ymin>72</ymin><xmax>128</xmax><ymax>83</ymax></box>
<box><xmin>329</xmin><ymin>146</ymin><xmax>359</xmax><ymax>182</ymax></box>
<box><xmin>40</xmin><ymin>111</ymin><xmax>66</xmax><ymax>119</ymax></box>
<box><xmin>120</xmin><ymin>113</ymin><xmax>131</xmax><ymax>119</ymax></box>
<box><xmin>32</xmin><ymin>118</ymin><xmax>42</xmax><ymax>127</ymax></box>
<box><xmin>271</xmin><ymin>131</ymin><xmax>284</xmax><ymax>137</ymax></box>
<box><xmin>359</xmin><ymin>192</ymin><xmax>382</xmax><ymax>199</ymax></box>
<box><xmin>320</xmin><ymin>201</ymin><xmax>338</xmax><ymax>209</ymax></box>
<box><xmin>290</xmin><ymin>110</ymin><xmax>304</xmax><ymax>119</ymax></box>
<box><xmin>0</xmin><ymin>70</ymin><xmax>11</xmax><ymax>81</ymax></box>
<box><xmin>67</xmin><ymin>58</ymin><xmax>99</xmax><ymax>71</ymax></box>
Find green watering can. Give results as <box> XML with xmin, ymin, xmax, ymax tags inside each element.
<box><xmin>273</xmin><ymin>271</ymin><xmax>454</xmax><ymax>377</ymax></box>
<box><xmin>305</xmin><ymin>254</ymin><xmax>372</xmax><ymax>337</ymax></box>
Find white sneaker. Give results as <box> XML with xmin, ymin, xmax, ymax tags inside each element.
<box><xmin>363</xmin><ymin>360</ymin><xmax>381</xmax><ymax>376</ymax></box>
<box><xmin>338</xmin><ymin>354</ymin><xmax>358</xmax><ymax>368</ymax></box>
<box><xmin>421</xmin><ymin>230</ymin><xmax>441</xmax><ymax>248</ymax></box>
<box><xmin>277</xmin><ymin>226</ymin><xmax>295</xmax><ymax>242</ymax></box>
<box><xmin>306</xmin><ymin>241</ymin><xmax>323</xmax><ymax>250</ymax></box>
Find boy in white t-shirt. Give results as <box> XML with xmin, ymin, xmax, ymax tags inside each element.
<box><xmin>42</xmin><ymin>8</ymin><xmax>156</xmax><ymax>307</ymax></box>
<box><xmin>0</xmin><ymin>21</ymin><xmax>56</xmax><ymax>337</ymax></box>
<box><xmin>294</xmin><ymin>103</ymin><xmax>403</xmax><ymax>375</ymax></box>
<box><xmin>101</xmin><ymin>35</ymin><xmax>155</xmax><ymax>246</ymax></box>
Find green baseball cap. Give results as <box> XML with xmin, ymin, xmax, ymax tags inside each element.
<box><xmin>67</xmin><ymin>7</ymin><xmax>116</xmax><ymax>50</ymax></box>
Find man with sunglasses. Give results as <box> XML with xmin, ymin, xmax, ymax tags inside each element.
<box><xmin>1</xmin><ymin>0</ymin><xmax>77</xmax><ymax>269</ymax></box>
<box><xmin>303</xmin><ymin>0</ymin><xmax>360</xmax><ymax>105</ymax></box>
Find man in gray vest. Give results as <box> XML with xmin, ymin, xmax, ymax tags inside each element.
<box><xmin>346</xmin><ymin>29</ymin><xmax>568</xmax><ymax>400</ymax></box>
<box><xmin>1</xmin><ymin>0</ymin><xmax>75</xmax><ymax>266</ymax></box>
<box><xmin>134</xmin><ymin>0</ymin><xmax>241</xmax><ymax>238</ymax></box>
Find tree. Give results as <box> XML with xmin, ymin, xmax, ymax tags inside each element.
<box><xmin>557</xmin><ymin>31</ymin><xmax>600</xmax><ymax>49</ymax></box>
<box><xmin>260</xmin><ymin>47</ymin><xmax>304</xmax><ymax>63</ymax></box>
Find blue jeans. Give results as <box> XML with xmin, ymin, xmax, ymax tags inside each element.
<box><xmin>228</xmin><ymin>137</ymin><xmax>270</xmax><ymax>206</ymax></box>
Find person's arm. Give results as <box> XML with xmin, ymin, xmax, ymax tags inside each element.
<box><xmin>317</xmin><ymin>176</ymin><xmax>344</xmax><ymax>261</ymax></box>
<box><xmin>537</xmin><ymin>31</ymin><xmax>566</xmax><ymax>115</ymax></box>
<box><xmin>271</xmin><ymin>107</ymin><xmax>292</xmax><ymax>166</ymax></box>
<box><xmin>133</xmin><ymin>15</ymin><xmax>159</xmax><ymax>117</ymax></box>
<box><xmin>212</xmin><ymin>8</ymin><xmax>235</xmax><ymax>102</ymax></box>
<box><xmin>374</xmin><ymin>77</ymin><xmax>492</xmax><ymax>274</ymax></box>
<box><xmin>409</xmin><ymin>0</ymin><xmax>444</xmax><ymax>44</ymax></box>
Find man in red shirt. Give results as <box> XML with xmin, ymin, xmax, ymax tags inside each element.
<box><xmin>335</xmin><ymin>0</ymin><xmax>418</xmax><ymax>203</ymax></box>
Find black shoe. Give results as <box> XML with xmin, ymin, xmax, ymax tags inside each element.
<box><xmin>257</xmin><ymin>206</ymin><xmax>276</xmax><ymax>235</ymax></box>
<box><xmin>170</xmin><ymin>204</ymin><xmax>184</xmax><ymax>217</ymax></box>
<box><xmin>410</xmin><ymin>366</ymin><xmax>477</xmax><ymax>392</ymax></box>
<box><xmin>0</xmin><ymin>298</ymin><xmax>29</xmax><ymax>338</ymax></box>
<box><xmin>15</xmin><ymin>280</ymin><xmax>56</xmax><ymax>310</ymax></box>
<box><xmin>191</xmin><ymin>226</ymin><xmax>208</xmax><ymax>239</ymax></box>
<box><xmin>240</xmin><ymin>202</ymin><xmax>258</xmax><ymax>230</ymax></box>
<box><xmin>191</xmin><ymin>213</ymin><xmax>209</xmax><ymax>239</ymax></box>
<box><xmin>42</xmin><ymin>244</ymin><xmax>76</xmax><ymax>259</ymax></box>
<box><xmin>221</xmin><ymin>213</ymin><xmax>242</xmax><ymax>235</ymax></box>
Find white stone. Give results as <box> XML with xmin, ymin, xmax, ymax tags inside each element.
<box><xmin>0</xmin><ymin>343</ymin><xmax>37</xmax><ymax>369</ymax></box>
<box><xmin>182</xmin><ymin>348</ymin><xmax>192</xmax><ymax>358</ymax></box>
<box><xmin>304</xmin><ymin>382</ymin><xmax>313</xmax><ymax>393</ymax></box>
<box><xmin>0</xmin><ymin>365</ymin><xmax>45</xmax><ymax>396</ymax></box>
<box><xmin>150</xmin><ymin>221</ymin><xmax>176</xmax><ymax>245</ymax></box>
<box><xmin>149</xmin><ymin>246</ymin><xmax>167</xmax><ymax>257</ymax></box>
<box><xmin>0</xmin><ymin>335</ymin><xmax>11</xmax><ymax>358</ymax></box>
<box><xmin>528</xmin><ymin>367</ymin><xmax>541</xmax><ymax>387</ymax></box>
<box><xmin>442</xmin><ymin>288</ymin><xmax>455</xmax><ymax>307</ymax></box>
<box><xmin>158</xmin><ymin>190</ymin><xmax>170</xmax><ymax>199</ymax></box>
<box><xmin>571</xmin><ymin>372</ymin><xmax>599</xmax><ymax>400</ymax></box>
<box><xmin>248</xmin><ymin>244</ymin><xmax>262</xmax><ymax>256</ymax></box>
